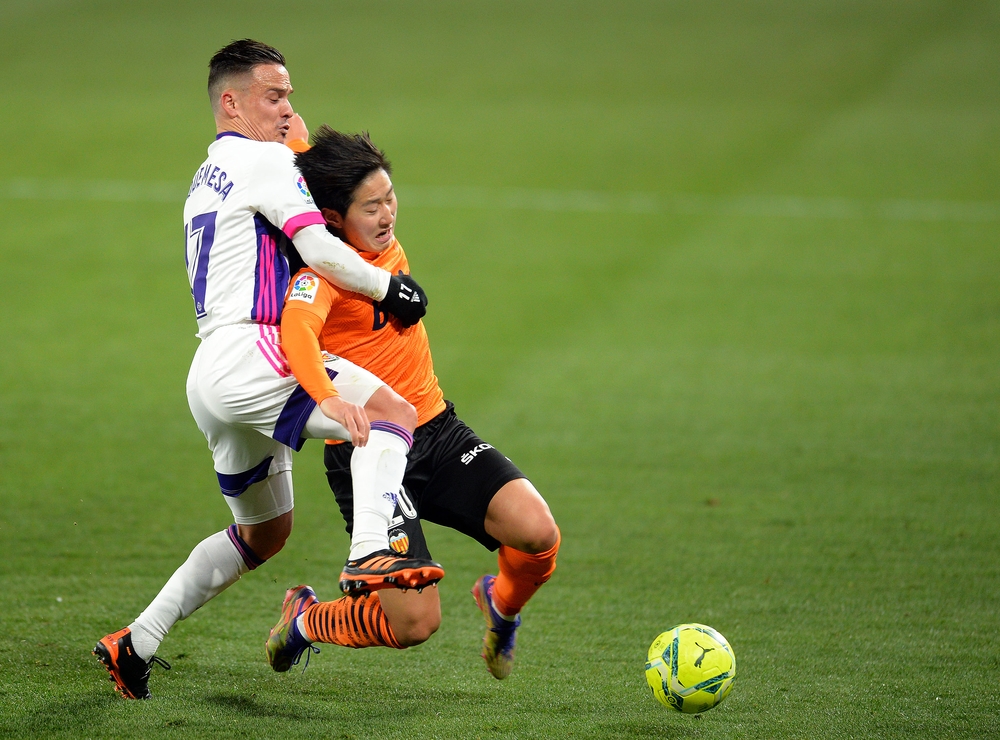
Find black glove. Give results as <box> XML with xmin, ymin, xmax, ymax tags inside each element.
<box><xmin>380</xmin><ymin>273</ymin><xmax>428</xmax><ymax>328</ymax></box>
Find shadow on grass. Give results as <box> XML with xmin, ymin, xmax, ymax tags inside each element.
<box><xmin>0</xmin><ymin>689</ymin><xmax>330</xmax><ymax>738</ymax></box>
<box><xmin>612</xmin><ymin>717</ymin><xmax>707</xmax><ymax>739</ymax></box>
<box><xmin>0</xmin><ymin>672</ymin><xmax>690</xmax><ymax>739</ymax></box>
<box><xmin>203</xmin><ymin>691</ymin><xmax>319</xmax><ymax>720</ymax></box>
<box><xmin>0</xmin><ymin>692</ymin><xmax>118</xmax><ymax>738</ymax></box>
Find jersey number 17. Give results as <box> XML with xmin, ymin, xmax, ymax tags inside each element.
<box><xmin>186</xmin><ymin>211</ymin><xmax>218</xmax><ymax>319</ymax></box>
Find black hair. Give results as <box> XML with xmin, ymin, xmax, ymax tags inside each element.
<box><xmin>208</xmin><ymin>39</ymin><xmax>286</xmax><ymax>103</ymax></box>
<box><xmin>295</xmin><ymin>126</ymin><xmax>393</xmax><ymax>217</ymax></box>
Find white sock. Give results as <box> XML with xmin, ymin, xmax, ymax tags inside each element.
<box><xmin>129</xmin><ymin>529</ymin><xmax>250</xmax><ymax>660</ymax></box>
<box><xmin>128</xmin><ymin>621</ymin><xmax>161</xmax><ymax>661</ymax></box>
<box><xmin>349</xmin><ymin>427</ymin><xmax>410</xmax><ymax>560</ymax></box>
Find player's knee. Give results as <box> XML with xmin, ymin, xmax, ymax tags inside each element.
<box><xmin>252</xmin><ymin>533</ymin><xmax>289</xmax><ymax>561</ymax></box>
<box><xmin>504</xmin><ymin>491</ymin><xmax>559</xmax><ymax>554</ymax></box>
<box><xmin>242</xmin><ymin>529</ymin><xmax>289</xmax><ymax>561</ymax></box>
<box><xmin>380</xmin><ymin>588</ymin><xmax>440</xmax><ymax>646</ymax></box>
<box><xmin>519</xmin><ymin>515</ymin><xmax>560</xmax><ymax>554</ymax></box>
<box><xmin>393</xmin><ymin>611</ymin><xmax>441</xmax><ymax>647</ymax></box>
<box><xmin>238</xmin><ymin>512</ymin><xmax>293</xmax><ymax>561</ymax></box>
<box><xmin>385</xmin><ymin>396</ymin><xmax>417</xmax><ymax>432</ymax></box>
<box><xmin>366</xmin><ymin>388</ymin><xmax>418</xmax><ymax>432</ymax></box>
<box><xmin>487</xmin><ymin>480</ymin><xmax>559</xmax><ymax>553</ymax></box>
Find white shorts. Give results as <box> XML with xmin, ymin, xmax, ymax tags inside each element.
<box><xmin>186</xmin><ymin>323</ymin><xmax>384</xmax><ymax>522</ymax></box>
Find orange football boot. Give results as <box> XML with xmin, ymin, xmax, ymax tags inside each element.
<box><xmin>339</xmin><ymin>549</ymin><xmax>444</xmax><ymax>596</ymax></box>
<box><xmin>93</xmin><ymin>627</ymin><xmax>170</xmax><ymax>699</ymax></box>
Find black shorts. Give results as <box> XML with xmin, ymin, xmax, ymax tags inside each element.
<box><xmin>324</xmin><ymin>401</ymin><xmax>525</xmax><ymax>559</ymax></box>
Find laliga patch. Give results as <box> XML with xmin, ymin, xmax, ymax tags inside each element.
<box><xmin>295</xmin><ymin>174</ymin><xmax>314</xmax><ymax>204</ymax></box>
<box><xmin>288</xmin><ymin>272</ymin><xmax>320</xmax><ymax>303</ymax></box>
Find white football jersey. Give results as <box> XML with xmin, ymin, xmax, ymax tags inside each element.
<box><xmin>183</xmin><ymin>133</ymin><xmax>326</xmax><ymax>338</ymax></box>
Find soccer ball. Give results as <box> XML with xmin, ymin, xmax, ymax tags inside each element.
<box><xmin>644</xmin><ymin>623</ymin><xmax>736</xmax><ymax>713</ymax></box>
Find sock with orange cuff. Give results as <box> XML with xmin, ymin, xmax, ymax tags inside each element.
<box><xmin>299</xmin><ymin>592</ymin><xmax>403</xmax><ymax>649</ymax></box>
<box><xmin>490</xmin><ymin>530</ymin><xmax>561</xmax><ymax>619</ymax></box>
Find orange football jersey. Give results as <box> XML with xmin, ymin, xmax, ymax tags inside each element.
<box><xmin>281</xmin><ymin>239</ymin><xmax>446</xmax><ymax>426</ymax></box>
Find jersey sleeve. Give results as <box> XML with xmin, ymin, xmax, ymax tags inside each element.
<box><xmin>247</xmin><ymin>143</ymin><xmax>326</xmax><ymax>239</ymax></box>
<box><xmin>281</xmin><ymin>271</ymin><xmax>340</xmax><ymax>405</ymax></box>
<box><xmin>248</xmin><ymin>144</ymin><xmax>389</xmax><ymax>300</ymax></box>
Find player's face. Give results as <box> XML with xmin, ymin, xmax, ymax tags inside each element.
<box><xmin>234</xmin><ymin>64</ymin><xmax>295</xmax><ymax>143</ymax></box>
<box><xmin>341</xmin><ymin>169</ymin><xmax>398</xmax><ymax>253</ymax></box>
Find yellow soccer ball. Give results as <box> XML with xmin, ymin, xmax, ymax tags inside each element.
<box><xmin>644</xmin><ymin>623</ymin><xmax>736</xmax><ymax>713</ymax></box>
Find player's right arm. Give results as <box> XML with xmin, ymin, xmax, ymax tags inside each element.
<box><xmin>250</xmin><ymin>143</ymin><xmax>427</xmax><ymax>325</ymax></box>
<box><xmin>281</xmin><ymin>270</ymin><xmax>370</xmax><ymax>447</ymax></box>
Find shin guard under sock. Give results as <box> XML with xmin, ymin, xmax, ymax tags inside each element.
<box><xmin>491</xmin><ymin>529</ymin><xmax>561</xmax><ymax>618</ymax></box>
<box><xmin>301</xmin><ymin>592</ymin><xmax>403</xmax><ymax>649</ymax></box>
<box><xmin>349</xmin><ymin>423</ymin><xmax>413</xmax><ymax>560</ymax></box>
<box><xmin>130</xmin><ymin>526</ymin><xmax>264</xmax><ymax>659</ymax></box>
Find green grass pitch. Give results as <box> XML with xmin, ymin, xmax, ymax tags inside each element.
<box><xmin>1</xmin><ymin>1</ymin><xmax>998</xmax><ymax>737</ymax></box>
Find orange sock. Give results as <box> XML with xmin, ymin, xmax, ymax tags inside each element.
<box><xmin>491</xmin><ymin>529</ymin><xmax>561</xmax><ymax>618</ymax></box>
<box><xmin>301</xmin><ymin>592</ymin><xmax>403</xmax><ymax>649</ymax></box>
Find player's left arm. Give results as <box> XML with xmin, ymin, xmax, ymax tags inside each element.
<box><xmin>282</xmin><ymin>275</ymin><xmax>370</xmax><ymax>446</ymax></box>
<box><xmin>292</xmin><ymin>227</ymin><xmax>427</xmax><ymax>327</ymax></box>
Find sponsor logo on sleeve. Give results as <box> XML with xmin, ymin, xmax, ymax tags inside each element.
<box><xmin>295</xmin><ymin>175</ymin><xmax>314</xmax><ymax>205</ymax></box>
<box><xmin>288</xmin><ymin>272</ymin><xmax>320</xmax><ymax>303</ymax></box>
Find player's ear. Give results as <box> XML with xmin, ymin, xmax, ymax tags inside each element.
<box><xmin>322</xmin><ymin>207</ymin><xmax>344</xmax><ymax>230</ymax></box>
<box><xmin>219</xmin><ymin>89</ymin><xmax>239</xmax><ymax>118</ymax></box>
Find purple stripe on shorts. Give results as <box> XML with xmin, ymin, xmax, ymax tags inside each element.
<box><xmin>370</xmin><ymin>420</ymin><xmax>414</xmax><ymax>449</ymax></box>
<box><xmin>216</xmin><ymin>456</ymin><xmax>273</xmax><ymax>497</ymax></box>
<box><xmin>273</xmin><ymin>368</ymin><xmax>340</xmax><ymax>450</ymax></box>
<box><xmin>227</xmin><ymin>524</ymin><xmax>266</xmax><ymax>570</ymax></box>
